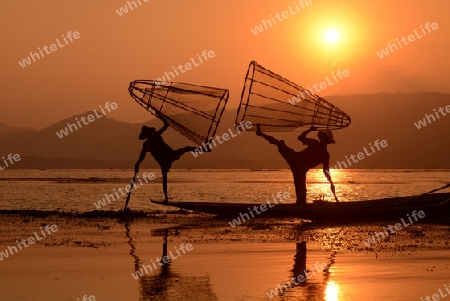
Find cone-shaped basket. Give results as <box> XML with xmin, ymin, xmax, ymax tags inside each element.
<box><xmin>129</xmin><ymin>80</ymin><xmax>229</xmax><ymax>146</ymax></box>
<box><xmin>236</xmin><ymin>61</ymin><xmax>351</xmax><ymax>131</ymax></box>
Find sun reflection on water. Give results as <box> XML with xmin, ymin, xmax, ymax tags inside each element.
<box><xmin>308</xmin><ymin>169</ymin><xmax>357</xmax><ymax>203</ymax></box>
<box><xmin>324</xmin><ymin>281</ymin><xmax>339</xmax><ymax>301</ymax></box>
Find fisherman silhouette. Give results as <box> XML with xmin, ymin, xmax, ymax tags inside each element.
<box><xmin>256</xmin><ymin>124</ymin><xmax>336</xmax><ymax>207</ymax></box>
<box><xmin>134</xmin><ymin>117</ymin><xmax>197</xmax><ymax>203</ymax></box>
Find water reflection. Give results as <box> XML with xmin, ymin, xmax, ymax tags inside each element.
<box><xmin>324</xmin><ymin>281</ymin><xmax>339</xmax><ymax>301</ymax></box>
<box><xmin>278</xmin><ymin>242</ymin><xmax>340</xmax><ymax>300</ymax></box>
<box><xmin>123</xmin><ymin>220</ymin><xmax>218</xmax><ymax>301</ymax></box>
<box><xmin>122</xmin><ymin>218</ymin><xmax>342</xmax><ymax>300</ymax></box>
<box><xmin>322</xmin><ymin>249</ymin><xmax>339</xmax><ymax>301</ymax></box>
<box><xmin>124</xmin><ymin>221</ymin><xmax>175</xmax><ymax>300</ymax></box>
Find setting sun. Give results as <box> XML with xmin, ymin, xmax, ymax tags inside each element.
<box><xmin>325</xmin><ymin>29</ymin><xmax>340</xmax><ymax>44</ymax></box>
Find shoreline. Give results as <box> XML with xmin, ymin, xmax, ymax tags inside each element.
<box><xmin>1</xmin><ymin>211</ymin><xmax>449</xmax><ymax>252</ymax></box>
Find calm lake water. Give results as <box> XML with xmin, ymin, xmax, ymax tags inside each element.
<box><xmin>0</xmin><ymin>169</ymin><xmax>449</xmax><ymax>301</ymax></box>
<box><xmin>2</xmin><ymin>240</ymin><xmax>449</xmax><ymax>301</ymax></box>
<box><xmin>0</xmin><ymin>169</ymin><xmax>449</xmax><ymax>212</ymax></box>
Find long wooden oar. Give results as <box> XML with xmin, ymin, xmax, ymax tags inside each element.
<box><xmin>424</xmin><ymin>183</ymin><xmax>450</xmax><ymax>194</ymax></box>
<box><xmin>324</xmin><ymin>168</ymin><xmax>339</xmax><ymax>203</ymax></box>
<box><xmin>330</xmin><ymin>183</ymin><xmax>339</xmax><ymax>203</ymax></box>
<box><xmin>393</xmin><ymin>183</ymin><xmax>450</xmax><ymax>206</ymax></box>
<box><xmin>123</xmin><ymin>172</ymin><xmax>137</xmax><ymax>211</ymax></box>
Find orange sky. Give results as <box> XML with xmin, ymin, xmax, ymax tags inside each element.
<box><xmin>1</xmin><ymin>0</ymin><xmax>449</xmax><ymax>129</ymax></box>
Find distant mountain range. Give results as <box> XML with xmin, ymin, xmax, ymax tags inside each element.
<box><xmin>0</xmin><ymin>123</ymin><xmax>32</xmax><ymax>135</ymax></box>
<box><xmin>1</xmin><ymin>93</ymin><xmax>449</xmax><ymax>169</ymax></box>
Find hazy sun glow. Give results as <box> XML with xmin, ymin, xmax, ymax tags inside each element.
<box><xmin>325</xmin><ymin>29</ymin><xmax>339</xmax><ymax>44</ymax></box>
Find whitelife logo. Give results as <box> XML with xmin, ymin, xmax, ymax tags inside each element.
<box><xmin>228</xmin><ymin>192</ymin><xmax>291</xmax><ymax>228</ymax></box>
<box><xmin>331</xmin><ymin>139</ymin><xmax>388</xmax><ymax>170</ymax></box>
<box><xmin>191</xmin><ymin>121</ymin><xmax>253</xmax><ymax>157</ymax></box>
<box><xmin>250</xmin><ymin>0</ymin><xmax>313</xmax><ymax>35</ymax></box>
<box><xmin>420</xmin><ymin>283</ymin><xmax>450</xmax><ymax>301</ymax></box>
<box><xmin>0</xmin><ymin>153</ymin><xmax>21</xmax><ymax>171</ymax></box>
<box><xmin>376</xmin><ymin>22</ymin><xmax>439</xmax><ymax>59</ymax></box>
<box><xmin>76</xmin><ymin>295</ymin><xmax>96</xmax><ymax>301</ymax></box>
<box><xmin>266</xmin><ymin>262</ymin><xmax>328</xmax><ymax>298</ymax></box>
<box><xmin>414</xmin><ymin>105</ymin><xmax>450</xmax><ymax>130</ymax></box>
<box><xmin>55</xmin><ymin>102</ymin><xmax>118</xmax><ymax>139</ymax></box>
<box><xmin>18</xmin><ymin>31</ymin><xmax>81</xmax><ymax>68</ymax></box>
<box><xmin>131</xmin><ymin>243</ymin><xmax>193</xmax><ymax>279</ymax></box>
<box><xmin>154</xmin><ymin>50</ymin><xmax>216</xmax><ymax>86</ymax></box>
<box><xmin>0</xmin><ymin>225</ymin><xmax>58</xmax><ymax>261</ymax></box>
<box><xmin>93</xmin><ymin>172</ymin><xmax>155</xmax><ymax>209</ymax></box>
<box><xmin>364</xmin><ymin>210</ymin><xmax>425</xmax><ymax>247</ymax></box>
<box><xmin>115</xmin><ymin>0</ymin><xmax>149</xmax><ymax>16</ymax></box>
<box><xmin>288</xmin><ymin>69</ymin><xmax>350</xmax><ymax>106</ymax></box>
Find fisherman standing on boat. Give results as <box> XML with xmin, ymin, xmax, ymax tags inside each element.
<box><xmin>134</xmin><ymin>117</ymin><xmax>197</xmax><ymax>203</ymax></box>
<box><xmin>256</xmin><ymin>124</ymin><xmax>337</xmax><ymax>207</ymax></box>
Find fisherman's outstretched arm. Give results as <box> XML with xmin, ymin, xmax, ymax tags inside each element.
<box><xmin>156</xmin><ymin>119</ymin><xmax>169</xmax><ymax>135</ymax></box>
<box><xmin>298</xmin><ymin>128</ymin><xmax>316</xmax><ymax>145</ymax></box>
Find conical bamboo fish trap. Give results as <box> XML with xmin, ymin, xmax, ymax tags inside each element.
<box><xmin>129</xmin><ymin>80</ymin><xmax>229</xmax><ymax>146</ymax></box>
<box><xmin>236</xmin><ymin>61</ymin><xmax>351</xmax><ymax>132</ymax></box>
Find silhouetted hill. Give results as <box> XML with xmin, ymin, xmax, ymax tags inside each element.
<box><xmin>0</xmin><ymin>123</ymin><xmax>33</xmax><ymax>135</ymax></box>
<box><xmin>0</xmin><ymin>93</ymin><xmax>449</xmax><ymax>169</ymax></box>
<box><xmin>327</xmin><ymin>92</ymin><xmax>450</xmax><ymax>169</ymax></box>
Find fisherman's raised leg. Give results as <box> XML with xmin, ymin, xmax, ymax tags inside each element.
<box><xmin>174</xmin><ymin>146</ymin><xmax>198</xmax><ymax>158</ymax></box>
<box><xmin>256</xmin><ymin>124</ymin><xmax>283</xmax><ymax>146</ymax></box>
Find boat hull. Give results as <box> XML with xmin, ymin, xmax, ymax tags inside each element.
<box><xmin>151</xmin><ymin>193</ymin><xmax>450</xmax><ymax>223</ymax></box>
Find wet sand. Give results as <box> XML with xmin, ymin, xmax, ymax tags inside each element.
<box><xmin>0</xmin><ymin>212</ymin><xmax>449</xmax><ymax>300</ymax></box>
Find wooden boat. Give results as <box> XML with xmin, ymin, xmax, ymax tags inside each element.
<box><xmin>151</xmin><ymin>192</ymin><xmax>450</xmax><ymax>223</ymax></box>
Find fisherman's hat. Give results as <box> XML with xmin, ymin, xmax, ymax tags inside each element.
<box><xmin>319</xmin><ymin>130</ymin><xmax>336</xmax><ymax>144</ymax></box>
<box><xmin>139</xmin><ymin>125</ymin><xmax>155</xmax><ymax>140</ymax></box>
